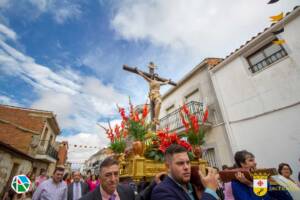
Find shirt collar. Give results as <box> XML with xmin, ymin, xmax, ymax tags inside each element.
<box><xmin>168</xmin><ymin>174</ymin><xmax>193</xmax><ymax>192</ymax></box>
<box><xmin>100</xmin><ymin>185</ymin><xmax>118</xmax><ymax>199</ymax></box>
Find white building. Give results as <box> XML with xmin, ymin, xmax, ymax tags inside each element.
<box><xmin>209</xmin><ymin>6</ymin><xmax>300</xmax><ymax>177</ymax></box>
<box><xmin>83</xmin><ymin>147</ymin><xmax>112</xmax><ymax>175</ymax></box>
<box><xmin>160</xmin><ymin>58</ymin><xmax>233</xmax><ymax>168</ymax></box>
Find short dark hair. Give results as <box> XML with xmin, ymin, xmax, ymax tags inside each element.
<box><xmin>100</xmin><ymin>156</ymin><xmax>119</xmax><ymax>171</ymax></box>
<box><xmin>165</xmin><ymin>144</ymin><xmax>188</xmax><ymax>163</ymax></box>
<box><xmin>234</xmin><ymin>150</ymin><xmax>254</xmax><ymax>167</ymax></box>
<box><xmin>53</xmin><ymin>167</ymin><xmax>65</xmax><ymax>174</ymax></box>
<box><xmin>278</xmin><ymin>163</ymin><xmax>293</xmax><ymax>175</ymax></box>
<box><xmin>222</xmin><ymin>165</ymin><xmax>229</xmax><ymax>170</ymax></box>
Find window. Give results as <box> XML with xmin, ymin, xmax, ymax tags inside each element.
<box><xmin>185</xmin><ymin>89</ymin><xmax>199</xmax><ymax>102</ymax></box>
<box><xmin>166</xmin><ymin>104</ymin><xmax>175</xmax><ymax>113</ymax></box>
<box><xmin>247</xmin><ymin>41</ymin><xmax>287</xmax><ymax>73</ymax></box>
<box><xmin>203</xmin><ymin>148</ymin><xmax>218</xmax><ymax>168</ymax></box>
<box><xmin>40</xmin><ymin>127</ymin><xmax>48</xmax><ymax>146</ymax></box>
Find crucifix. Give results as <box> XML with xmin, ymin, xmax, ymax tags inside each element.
<box><xmin>123</xmin><ymin>62</ymin><xmax>177</xmax><ymax>130</ymax></box>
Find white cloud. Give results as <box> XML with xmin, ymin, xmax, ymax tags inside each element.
<box><xmin>111</xmin><ymin>0</ymin><xmax>299</xmax><ymax>57</ymax></box>
<box><xmin>1</xmin><ymin>0</ymin><xmax>82</xmax><ymax>24</ymax></box>
<box><xmin>57</xmin><ymin>132</ymin><xmax>106</xmax><ymax>163</ymax></box>
<box><xmin>0</xmin><ymin>95</ymin><xmax>21</xmax><ymax>106</ymax></box>
<box><xmin>0</xmin><ymin>0</ymin><xmax>10</xmax><ymax>9</ymax></box>
<box><xmin>0</xmin><ymin>23</ymin><xmax>128</xmax><ymax>162</ymax></box>
<box><xmin>56</xmin><ymin>119</ymin><xmax>122</xmax><ymax>163</ymax></box>
<box><xmin>29</xmin><ymin>0</ymin><xmax>82</xmax><ymax>24</ymax></box>
<box><xmin>0</xmin><ymin>24</ymin><xmax>17</xmax><ymax>41</ymax></box>
<box><xmin>53</xmin><ymin>3</ymin><xmax>82</xmax><ymax>24</ymax></box>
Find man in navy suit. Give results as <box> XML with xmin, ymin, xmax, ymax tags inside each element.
<box><xmin>151</xmin><ymin>144</ymin><xmax>220</xmax><ymax>200</ymax></box>
<box><xmin>68</xmin><ymin>171</ymin><xmax>89</xmax><ymax>200</ymax></box>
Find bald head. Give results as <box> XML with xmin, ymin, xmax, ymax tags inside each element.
<box><xmin>73</xmin><ymin>171</ymin><xmax>81</xmax><ymax>182</ymax></box>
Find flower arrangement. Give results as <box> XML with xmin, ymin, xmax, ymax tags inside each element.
<box><xmin>145</xmin><ymin>128</ymin><xmax>193</xmax><ymax>161</ymax></box>
<box><xmin>118</xmin><ymin>98</ymin><xmax>149</xmax><ymax>141</ymax></box>
<box><xmin>179</xmin><ymin>104</ymin><xmax>208</xmax><ymax>146</ymax></box>
<box><xmin>100</xmin><ymin>122</ymin><xmax>127</xmax><ymax>154</ymax></box>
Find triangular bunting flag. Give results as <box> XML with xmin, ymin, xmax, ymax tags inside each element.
<box><xmin>270</xmin><ymin>12</ymin><xmax>284</xmax><ymax>22</ymax></box>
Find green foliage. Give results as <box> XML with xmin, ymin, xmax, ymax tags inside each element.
<box><xmin>188</xmin><ymin>151</ymin><xmax>195</xmax><ymax>160</ymax></box>
<box><xmin>144</xmin><ymin>148</ymin><xmax>165</xmax><ymax>162</ymax></box>
<box><xmin>110</xmin><ymin>139</ymin><xmax>126</xmax><ymax>154</ymax></box>
<box><xmin>128</xmin><ymin>119</ymin><xmax>147</xmax><ymax>141</ymax></box>
<box><xmin>187</xmin><ymin>128</ymin><xmax>205</xmax><ymax>146</ymax></box>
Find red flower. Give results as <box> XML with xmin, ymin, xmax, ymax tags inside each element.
<box><xmin>178</xmin><ymin>140</ymin><xmax>192</xmax><ymax>151</ymax></box>
<box><xmin>114</xmin><ymin>124</ymin><xmax>120</xmax><ymax>139</ymax></box>
<box><xmin>118</xmin><ymin>107</ymin><xmax>128</xmax><ymax>121</ymax></box>
<box><xmin>134</xmin><ymin>111</ymin><xmax>140</xmax><ymax>122</ymax></box>
<box><xmin>181</xmin><ymin>104</ymin><xmax>190</xmax><ymax>115</ymax></box>
<box><xmin>202</xmin><ymin>108</ymin><xmax>209</xmax><ymax>123</ymax></box>
<box><xmin>156</xmin><ymin>129</ymin><xmax>191</xmax><ymax>153</ymax></box>
<box><xmin>180</xmin><ymin>111</ymin><xmax>190</xmax><ymax>131</ymax></box>
<box><xmin>142</xmin><ymin>104</ymin><xmax>148</xmax><ymax>119</ymax></box>
<box><xmin>123</xmin><ymin>129</ymin><xmax>128</xmax><ymax>138</ymax></box>
<box><xmin>190</xmin><ymin>115</ymin><xmax>199</xmax><ymax>133</ymax></box>
<box><xmin>121</xmin><ymin>120</ymin><xmax>126</xmax><ymax>129</ymax></box>
<box><xmin>107</xmin><ymin>129</ymin><xmax>114</xmax><ymax>142</ymax></box>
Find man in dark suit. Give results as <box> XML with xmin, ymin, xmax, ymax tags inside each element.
<box><xmin>151</xmin><ymin>144</ymin><xmax>220</xmax><ymax>200</ymax></box>
<box><xmin>80</xmin><ymin>156</ymin><xmax>135</xmax><ymax>200</ymax></box>
<box><xmin>68</xmin><ymin>171</ymin><xmax>89</xmax><ymax>200</ymax></box>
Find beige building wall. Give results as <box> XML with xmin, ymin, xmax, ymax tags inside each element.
<box><xmin>161</xmin><ymin>61</ymin><xmax>234</xmax><ymax>168</ymax></box>
<box><xmin>210</xmin><ymin>7</ymin><xmax>300</xmax><ymax>178</ymax></box>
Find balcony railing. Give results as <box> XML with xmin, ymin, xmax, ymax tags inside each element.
<box><xmin>45</xmin><ymin>145</ymin><xmax>58</xmax><ymax>160</ymax></box>
<box><xmin>159</xmin><ymin>101</ymin><xmax>210</xmax><ymax>132</ymax></box>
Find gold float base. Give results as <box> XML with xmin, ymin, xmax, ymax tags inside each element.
<box><xmin>119</xmin><ymin>155</ymin><xmax>208</xmax><ymax>182</ymax></box>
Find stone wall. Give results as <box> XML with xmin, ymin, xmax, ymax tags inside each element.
<box><xmin>0</xmin><ymin>150</ymin><xmax>32</xmax><ymax>196</ymax></box>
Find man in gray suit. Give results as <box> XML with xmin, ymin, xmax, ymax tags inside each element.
<box><xmin>68</xmin><ymin>171</ymin><xmax>89</xmax><ymax>200</ymax></box>
<box><xmin>80</xmin><ymin>156</ymin><xmax>135</xmax><ymax>200</ymax></box>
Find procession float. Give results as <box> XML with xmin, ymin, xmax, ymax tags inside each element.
<box><xmin>99</xmin><ymin>62</ymin><xmax>210</xmax><ymax>182</ymax></box>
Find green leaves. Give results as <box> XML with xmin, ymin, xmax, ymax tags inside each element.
<box><xmin>186</xmin><ymin>128</ymin><xmax>205</xmax><ymax>146</ymax></box>
<box><xmin>110</xmin><ymin>139</ymin><xmax>126</xmax><ymax>154</ymax></box>
<box><xmin>128</xmin><ymin>119</ymin><xmax>147</xmax><ymax>141</ymax></box>
<box><xmin>144</xmin><ymin>148</ymin><xmax>164</xmax><ymax>162</ymax></box>
<box><xmin>154</xmin><ymin>154</ymin><xmax>160</xmax><ymax>161</ymax></box>
<box><xmin>188</xmin><ymin>151</ymin><xmax>195</xmax><ymax>160</ymax></box>
<box><xmin>149</xmin><ymin>151</ymin><xmax>156</xmax><ymax>157</ymax></box>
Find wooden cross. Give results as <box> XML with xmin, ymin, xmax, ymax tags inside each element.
<box><xmin>123</xmin><ymin>62</ymin><xmax>176</xmax><ymax>129</ymax></box>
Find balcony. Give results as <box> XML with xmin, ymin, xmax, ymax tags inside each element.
<box><xmin>35</xmin><ymin>143</ymin><xmax>58</xmax><ymax>163</ymax></box>
<box><xmin>46</xmin><ymin>145</ymin><xmax>58</xmax><ymax>160</ymax></box>
<box><xmin>159</xmin><ymin>101</ymin><xmax>212</xmax><ymax>133</ymax></box>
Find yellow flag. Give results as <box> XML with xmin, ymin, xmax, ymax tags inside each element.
<box><xmin>273</xmin><ymin>39</ymin><xmax>285</xmax><ymax>45</ymax></box>
<box><xmin>270</xmin><ymin>12</ymin><xmax>284</xmax><ymax>22</ymax></box>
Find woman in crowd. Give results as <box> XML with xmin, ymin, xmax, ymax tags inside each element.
<box><xmin>278</xmin><ymin>163</ymin><xmax>295</xmax><ymax>182</ymax></box>
<box><xmin>86</xmin><ymin>174</ymin><xmax>99</xmax><ymax>191</ymax></box>
<box><xmin>222</xmin><ymin>165</ymin><xmax>235</xmax><ymax>200</ymax></box>
<box><xmin>35</xmin><ymin>169</ymin><xmax>47</xmax><ymax>187</ymax></box>
<box><xmin>63</xmin><ymin>173</ymin><xmax>72</xmax><ymax>185</ymax></box>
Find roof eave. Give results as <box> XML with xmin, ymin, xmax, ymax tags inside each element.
<box><xmin>162</xmin><ymin>58</ymin><xmax>223</xmax><ymax>100</ymax></box>
<box><xmin>211</xmin><ymin>6</ymin><xmax>300</xmax><ymax>73</ymax></box>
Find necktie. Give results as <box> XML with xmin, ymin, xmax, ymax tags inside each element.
<box><xmin>74</xmin><ymin>183</ymin><xmax>80</xmax><ymax>200</ymax></box>
<box><xmin>109</xmin><ymin>193</ymin><xmax>116</xmax><ymax>200</ymax></box>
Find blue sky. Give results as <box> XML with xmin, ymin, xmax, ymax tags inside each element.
<box><xmin>0</xmin><ymin>0</ymin><xmax>299</xmax><ymax>163</ymax></box>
